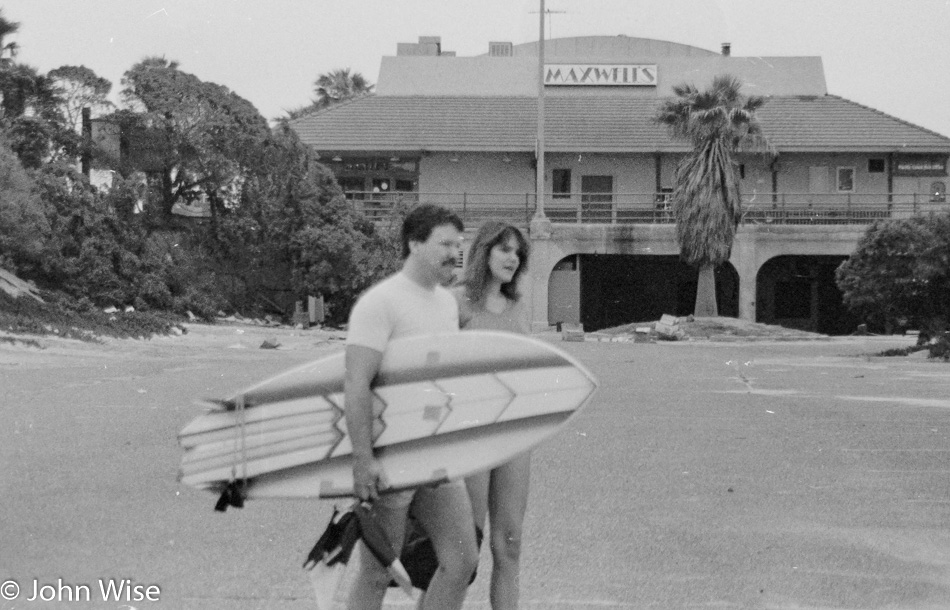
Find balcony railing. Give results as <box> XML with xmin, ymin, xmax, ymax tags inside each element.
<box><xmin>344</xmin><ymin>191</ymin><xmax>947</xmax><ymax>228</ymax></box>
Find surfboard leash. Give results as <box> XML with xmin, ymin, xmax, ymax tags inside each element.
<box><xmin>214</xmin><ymin>394</ymin><xmax>249</xmax><ymax>512</ymax></box>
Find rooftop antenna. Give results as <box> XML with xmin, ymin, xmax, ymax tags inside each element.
<box><xmin>529</xmin><ymin>7</ymin><xmax>567</xmax><ymax>39</ymax></box>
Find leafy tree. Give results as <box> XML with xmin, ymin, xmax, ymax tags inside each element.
<box><xmin>119</xmin><ymin>56</ymin><xmax>270</xmax><ymax>224</ymax></box>
<box><xmin>836</xmin><ymin>214</ymin><xmax>950</xmax><ymax>338</ymax></box>
<box><xmin>0</xmin><ymin>9</ymin><xmax>19</xmax><ymax>65</ymax></box>
<box><xmin>213</xmin><ymin>123</ymin><xmax>401</xmax><ymax>321</ymax></box>
<box><xmin>0</xmin><ymin>64</ymin><xmax>53</xmax><ymax>118</ymax></box>
<box><xmin>26</xmin><ymin>159</ymin><xmax>223</xmax><ymax>316</ymax></box>
<box><xmin>48</xmin><ymin>65</ymin><xmax>113</xmax><ymax>131</ymax></box>
<box><xmin>656</xmin><ymin>75</ymin><xmax>770</xmax><ymax>316</ymax></box>
<box><xmin>0</xmin><ymin>133</ymin><xmax>48</xmax><ymax>269</ymax></box>
<box><xmin>0</xmin><ymin>63</ymin><xmax>78</xmax><ymax>168</ymax></box>
<box><xmin>32</xmin><ymin>160</ymin><xmax>142</xmax><ymax>304</ymax></box>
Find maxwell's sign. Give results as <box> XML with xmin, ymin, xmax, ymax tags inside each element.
<box><xmin>545</xmin><ymin>64</ymin><xmax>657</xmax><ymax>86</ymax></box>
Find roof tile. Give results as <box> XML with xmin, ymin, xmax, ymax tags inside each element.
<box><xmin>290</xmin><ymin>95</ymin><xmax>950</xmax><ymax>153</ymax></box>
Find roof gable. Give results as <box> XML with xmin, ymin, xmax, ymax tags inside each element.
<box><xmin>378</xmin><ymin>35</ymin><xmax>826</xmax><ymax>97</ymax></box>
<box><xmin>377</xmin><ymin>56</ymin><xmax>826</xmax><ymax>98</ymax></box>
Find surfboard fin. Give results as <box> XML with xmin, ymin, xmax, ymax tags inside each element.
<box><xmin>195</xmin><ymin>398</ymin><xmax>231</xmax><ymax>411</ymax></box>
<box><xmin>213</xmin><ymin>480</ymin><xmax>245</xmax><ymax>512</ymax></box>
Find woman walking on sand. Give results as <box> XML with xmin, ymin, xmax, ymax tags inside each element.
<box><xmin>454</xmin><ymin>220</ymin><xmax>533</xmax><ymax>610</ymax></box>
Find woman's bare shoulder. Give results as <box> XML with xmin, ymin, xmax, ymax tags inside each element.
<box><xmin>450</xmin><ymin>284</ymin><xmax>470</xmax><ymax>306</ymax></box>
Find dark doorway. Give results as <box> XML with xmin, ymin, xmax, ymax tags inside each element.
<box><xmin>578</xmin><ymin>255</ymin><xmax>738</xmax><ymax>332</ymax></box>
<box><xmin>756</xmin><ymin>255</ymin><xmax>860</xmax><ymax>335</ymax></box>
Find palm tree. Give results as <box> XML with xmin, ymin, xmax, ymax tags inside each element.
<box><xmin>0</xmin><ymin>10</ymin><xmax>20</xmax><ymax>65</ymax></box>
<box><xmin>656</xmin><ymin>74</ymin><xmax>771</xmax><ymax>317</ymax></box>
<box><xmin>313</xmin><ymin>68</ymin><xmax>373</xmax><ymax>109</ymax></box>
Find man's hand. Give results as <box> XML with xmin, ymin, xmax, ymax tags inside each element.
<box><xmin>352</xmin><ymin>455</ymin><xmax>390</xmax><ymax>501</ymax></box>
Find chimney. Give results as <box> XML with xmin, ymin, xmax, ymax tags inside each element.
<box><xmin>721</xmin><ymin>42</ymin><xmax>731</xmax><ymax>57</ymax></box>
<box><xmin>489</xmin><ymin>41</ymin><xmax>514</xmax><ymax>57</ymax></box>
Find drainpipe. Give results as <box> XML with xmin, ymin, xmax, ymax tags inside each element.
<box><xmin>886</xmin><ymin>153</ymin><xmax>893</xmax><ymax>205</ymax></box>
<box><xmin>770</xmin><ymin>155</ymin><xmax>779</xmax><ymax>204</ymax></box>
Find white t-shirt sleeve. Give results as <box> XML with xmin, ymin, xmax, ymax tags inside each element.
<box><xmin>345</xmin><ymin>288</ymin><xmax>391</xmax><ymax>352</ymax></box>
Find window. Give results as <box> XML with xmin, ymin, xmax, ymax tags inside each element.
<box><xmin>371</xmin><ymin>178</ymin><xmax>391</xmax><ymax>193</ymax></box>
<box><xmin>552</xmin><ymin>169</ymin><xmax>571</xmax><ymax>199</ymax></box>
<box><xmin>580</xmin><ymin>175</ymin><xmax>613</xmax><ymax>202</ymax></box>
<box><xmin>337</xmin><ymin>177</ymin><xmax>365</xmax><ymax>200</ymax></box>
<box><xmin>739</xmin><ymin>164</ymin><xmax>746</xmax><ymax>179</ymax></box>
<box><xmin>394</xmin><ymin>179</ymin><xmax>414</xmax><ymax>192</ymax></box>
<box><xmin>868</xmin><ymin>158</ymin><xmax>885</xmax><ymax>173</ymax></box>
<box><xmin>931</xmin><ymin>181</ymin><xmax>946</xmax><ymax>203</ymax></box>
<box><xmin>836</xmin><ymin>167</ymin><xmax>855</xmax><ymax>192</ymax></box>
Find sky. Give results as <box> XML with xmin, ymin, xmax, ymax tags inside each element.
<box><xmin>4</xmin><ymin>0</ymin><xmax>950</xmax><ymax>136</ymax></box>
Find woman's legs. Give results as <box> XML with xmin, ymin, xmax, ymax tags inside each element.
<box><xmin>411</xmin><ymin>482</ymin><xmax>480</xmax><ymax>610</ymax></box>
<box><xmin>465</xmin><ymin>470</ymin><xmax>491</xmax><ymax>531</ymax></box>
<box><xmin>486</xmin><ymin>452</ymin><xmax>531</xmax><ymax>610</ymax></box>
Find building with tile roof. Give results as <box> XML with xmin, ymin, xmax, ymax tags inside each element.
<box><xmin>290</xmin><ymin>35</ymin><xmax>950</xmax><ymax>335</ymax></box>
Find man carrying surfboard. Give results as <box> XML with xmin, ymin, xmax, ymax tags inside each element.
<box><xmin>340</xmin><ymin>204</ymin><xmax>479</xmax><ymax>609</ymax></box>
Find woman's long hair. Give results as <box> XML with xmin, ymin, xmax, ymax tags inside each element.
<box><xmin>460</xmin><ymin>221</ymin><xmax>530</xmax><ymax>305</ymax></box>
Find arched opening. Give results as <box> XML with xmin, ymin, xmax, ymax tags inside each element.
<box><xmin>548</xmin><ymin>255</ymin><xmax>581</xmax><ymax>327</ymax></box>
<box><xmin>755</xmin><ymin>255</ymin><xmax>860</xmax><ymax>335</ymax></box>
<box><xmin>568</xmin><ymin>254</ymin><xmax>738</xmax><ymax>332</ymax></box>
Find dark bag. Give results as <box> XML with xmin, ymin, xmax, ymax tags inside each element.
<box><xmin>390</xmin><ymin>516</ymin><xmax>483</xmax><ymax>591</ymax></box>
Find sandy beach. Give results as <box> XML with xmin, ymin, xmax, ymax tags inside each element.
<box><xmin>4</xmin><ymin>323</ymin><xmax>950</xmax><ymax>609</ymax></box>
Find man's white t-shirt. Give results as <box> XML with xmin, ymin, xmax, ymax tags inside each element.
<box><xmin>346</xmin><ymin>271</ymin><xmax>460</xmax><ymax>352</ymax></box>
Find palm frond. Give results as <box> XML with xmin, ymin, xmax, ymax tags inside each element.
<box><xmin>656</xmin><ymin>74</ymin><xmax>771</xmax><ymax>267</ymax></box>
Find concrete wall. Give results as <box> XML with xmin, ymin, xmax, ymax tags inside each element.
<box><xmin>526</xmin><ymin>223</ymin><xmax>866</xmax><ymax>330</ymax></box>
<box><xmin>419</xmin><ymin>153</ymin><xmax>534</xmax><ymax>201</ymax></box>
<box><xmin>417</xmin><ymin>151</ymin><xmax>939</xmax><ymax>203</ymax></box>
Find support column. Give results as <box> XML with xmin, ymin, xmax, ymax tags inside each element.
<box><xmin>731</xmin><ymin>234</ymin><xmax>759</xmax><ymax>323</ymax></box>
<box><xmin>527</xmin><ymin>231</ymin><xmax>559</xmax><ymax>332</ymax></box>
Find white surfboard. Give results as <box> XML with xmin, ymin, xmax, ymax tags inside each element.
<box><xmin>178</xmin><ymin>330</ymin><xmax>598</xmax><ymax>499</ymax></box>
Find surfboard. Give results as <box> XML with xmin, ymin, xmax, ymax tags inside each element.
<box><xmin>178</xmin><ymin>330</ymin><xmax>598</xmax><ymax>500</ymax></box>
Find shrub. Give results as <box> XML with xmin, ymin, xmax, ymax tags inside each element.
<box><xmin>837</xmin><ymin>214</ymin><xmax>950</xmax><ymax>335</ymax></box>
<box><xmin>0</xmin><ymin>134</ymin><xmax>48</xmax><ymax>271</ymax></box>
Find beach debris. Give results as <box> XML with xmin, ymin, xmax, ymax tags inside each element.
<box><xmin>0</xmin><ymin>269</ymin><xmax>44</xmax><ymax>302</ymax></box>
<box><xmin>655</xmin><ymin>314</ymin><xmax>686</xmax><ymax>341</ymax></box>
<box><xmin>561</xmin><ymin>322</ymin><xmax>585</xmax><ymax>342</ymax></box>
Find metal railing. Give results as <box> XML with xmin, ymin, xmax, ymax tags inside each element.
<box><xmin>343</xmin><ymin>191</ymin><xmax>947</xmax><ymax>228</ymax></box>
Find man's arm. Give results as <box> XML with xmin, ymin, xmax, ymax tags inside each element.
<box><xmin>344</xmin><ymin>344</ymin><xmax>388</xmax><ymax>500</ymax></box>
